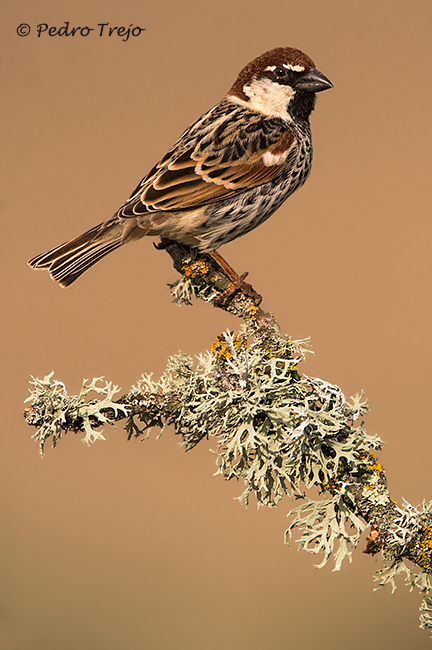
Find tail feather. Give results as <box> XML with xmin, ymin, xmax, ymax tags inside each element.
<box><xmin>28</xmin><ymin>221</ymin><xmax>126</xmax><ymax>287</ymax></box>
<box><xmin>50</xmin><ymin>240</ymin><xmax>123</xmax><ymax>287</ymax></box>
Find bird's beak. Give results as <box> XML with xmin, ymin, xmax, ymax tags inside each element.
<box><xmin>295</xmin><ymin>68</ymin><xmax>333</xmax><ymax>93</ymax></box>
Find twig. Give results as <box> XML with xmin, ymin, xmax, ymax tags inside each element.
<box><xmin>23</xmin><ymin>242</ymin><xmax>432</xmax><ymax>634</ymax></box>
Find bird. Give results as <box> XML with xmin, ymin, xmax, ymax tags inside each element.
<box><xmin>28</xmin><ymin>47</ymin><xmax>332</xmax><ymax>291</ymax></box>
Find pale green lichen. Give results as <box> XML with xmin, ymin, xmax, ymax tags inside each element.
<box><xmin>168</xmin><ymin>253</ymin><xmax>219</xmax><ymax>305</ymax></box>
<box><xmin>285</xmin><ymin>494</ymin><xmax>367</xmax><ymax>571</ymax></box>
<box><xmin>372</xmin><ymin>499</ymin><xmax>432</xmax><ymax>631</ymax></box>
<box><xmin>24</xmin><ymin>328</ymin><xmax>431</xmax><ymax>629</ymax></box>
<box><xmin>375</xmin><ymin>558</ymin><xmax>432</xmax><ymax>634</ymax></box>
<box><xmin>420</xmin><ymin>595</ymin><xmax>432</xmax><ymax>635</ymax></box>
<box><xmin>25</xmin><ymin>373</ymin><xmax>128</xmax><ymax>455</ymax></box>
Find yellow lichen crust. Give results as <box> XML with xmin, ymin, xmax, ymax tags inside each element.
<box><xmin>182</xmin><ymin>259</ymin><xmax>209</xmax><ymax>278</ymax></box>
<box><xmin>247</xmin><ymin>301</ymin><xmax>258</xmax><ymax>321</ymax></box>
<box><xmin>418</xmin><ymin>525</ymin><xmax>432</xmax><ymax>572</ymax></box>
<box><xmin>321</xmin><ymin>477</ymin><xmax>342</xmax><ymax>495</ymax></box>
<box><xmin>356</xmin><ymin>451</ymin><xmax>385</xmax><ymax>476</ymax></box>
<box><xmin>366</xmin><ymin>452</ymin><xmax>384</xmax><ymax>474</ymax></box>
<box><xmin>211</xmin><ymin>332</ymin><xmax>248</xmax><ymax>362</ymax></box>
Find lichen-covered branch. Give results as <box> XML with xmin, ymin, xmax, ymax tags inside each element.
<box><xmin>162</xmin><ymin>241</ymin><xmax>279</xmax><ymax>331</ymax></box>
<box><xmin>23</xmin><ymin>242</ymin><xmax>432</xmax><ymax>635</ymax></box>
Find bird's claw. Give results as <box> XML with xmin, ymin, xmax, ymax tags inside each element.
<box><xmin>215</xmin><ymin>271</ymin><xmax>262</xmax><ymax>305</ymax></box>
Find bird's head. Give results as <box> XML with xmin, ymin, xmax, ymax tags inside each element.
<box><xmin>227</xmin><ymin>47</ymin><xmax>332</xmax><ymax>121</ymax></box>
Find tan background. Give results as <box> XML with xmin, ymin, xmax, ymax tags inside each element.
<box><xmin>2</xmin><ymin>0</ymin><xmax>432</xmax><ymax>648</ymax></box>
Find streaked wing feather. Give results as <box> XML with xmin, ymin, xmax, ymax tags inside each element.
<box><xmin>119</xmin><ymin>100</ymin><xmax>295</xmax><ymax>216</ymax></box>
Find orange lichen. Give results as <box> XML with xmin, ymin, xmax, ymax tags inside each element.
<box><xmin>182</xmin><ymin>260</ymin><xmax>209</xmax><ymax>278</ymax></box>
<box><xmin>321</xmin><ymin>478</ymin><xmax>342</xmax><ymax>494</ymax></box>
<box><xmin>357</xmin><ymin>451</ymin><xmax>385</xmax><ymax>476</ymax></box>
<box><xmin>418</xmin><ymin>525</ymin><xmax>432</xmax><ymax>571</ymax></box>
<box><xmin>210</xmin><ymin>332</ymin><xmax>248</xmax><ymax>362</ymax></box>
<box><xmin>368</xmin><ymin>462</ymin><xmax>384</xmax><ymax>475</ymax></box>
<box><xmin>247</xmin><ymin>301</ymin><xmax>258</xmax><ymax>321</ymax></box>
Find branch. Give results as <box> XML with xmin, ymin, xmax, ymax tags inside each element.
<box><xmin>23</xmin><ymin>242</ymin><xmax>432</xmax><ymax>635</ymax></box>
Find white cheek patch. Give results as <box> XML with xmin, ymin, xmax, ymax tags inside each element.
<box><xmin>240</xmin><ymin>77</ymin><xmax>295</xmax><ymax>120</ymax></box>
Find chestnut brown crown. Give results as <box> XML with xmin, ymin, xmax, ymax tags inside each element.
<box><xmin>228</xmin><ymin>47</ymin><xmax>332</xmax><ymax>102</ymax></box>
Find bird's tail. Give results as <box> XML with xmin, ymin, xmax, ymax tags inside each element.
<box><xmin>28</xmin><ymin>219</ymin><xmax>139</xmax><ymax>287</ymax></box>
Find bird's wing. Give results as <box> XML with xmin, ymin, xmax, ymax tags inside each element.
<box><xmin>119</xmin><ymin>100</ymin><xmax>296</xmax><ymax>216</ymax></box>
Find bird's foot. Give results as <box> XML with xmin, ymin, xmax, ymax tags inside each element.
<box><xmin>214</xmin><ymin>270</ymin><xmax>262</xmax><ymax>304</ymax></box>
<box><xmin>209</xmin><ymin>251</ymin><xmax>262</xmax><ymax>305</ymax></box>
<box><xmin>153</xmin><ymin>237</ymin><xmax>175</xmax><ymax>250</ymax></box>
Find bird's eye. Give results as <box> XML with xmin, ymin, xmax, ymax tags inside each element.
<box><xmin>275</xmin><ymin>66</ymin><xmax>286</xmax><ymax>78</ymax></box>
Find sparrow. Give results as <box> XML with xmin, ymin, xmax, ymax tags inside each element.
<box><xmin>28</xmin><ymin>47</ymin><xmax>332</xmax><ymax>289</ymax></box>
